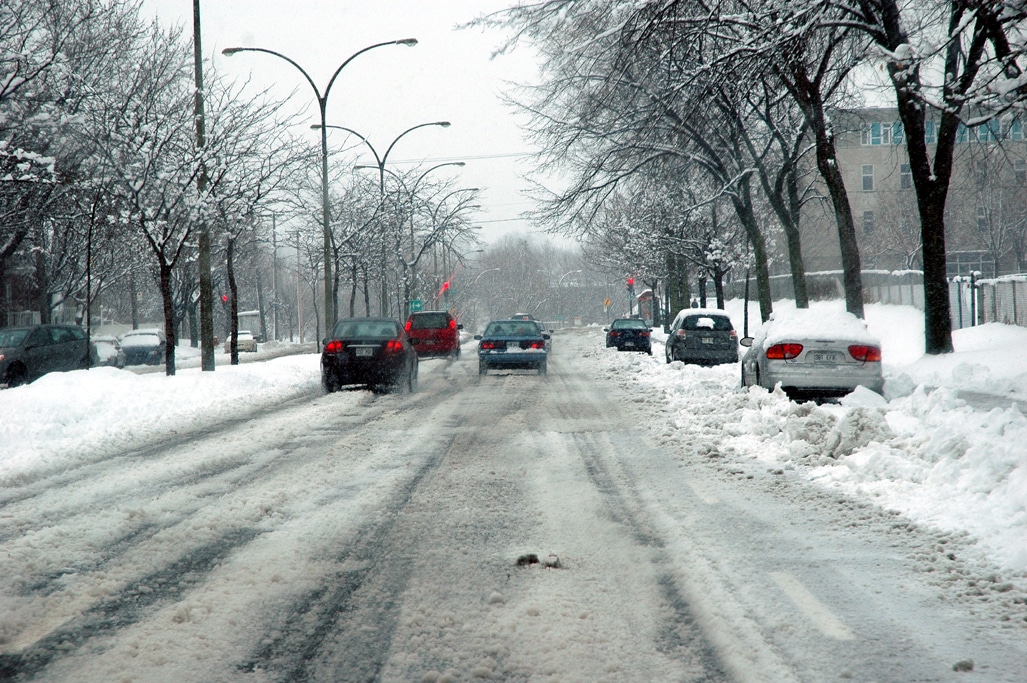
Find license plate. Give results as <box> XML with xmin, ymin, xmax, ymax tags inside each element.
<box><xmin>812</xmin><ymin>351</ymin><xmax>837</xmax><ymax>363</ymax></box>
<box><xmin>624</xmin><ymin>341</ymin><xmax>635</xmax><ymax>347</ymax></box>
<box><xmin>701</xmin><ymin>337</ymin><xmax>714</xmax><ymax>344</ymax></box>
<box><xmin>354</xmin><ymin>347</ymin><xmax>373</xmax><ymax>357</ymax></box>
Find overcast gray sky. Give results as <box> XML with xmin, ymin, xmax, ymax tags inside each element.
<box><xmin>144</xmin><ymin>0</ymin><xmax>547</xmax><ymax>245</ymax></box>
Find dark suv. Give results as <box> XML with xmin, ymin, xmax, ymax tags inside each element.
<box><xmin>665</xmin><ymin>309</ymin><xmax>738</xmax><ymax>365</ymax></box>
<box><xmin>0</xmin><ymin>324</ymin><xmax>95</xmax><ymax>387</ymax></box>
<box><xmin>404</xmin><ymin>311</ymin><xmax>463</xmax><ymax>358</ymax></box>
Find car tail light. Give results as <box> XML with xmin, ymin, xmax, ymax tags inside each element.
<box><xmin>449</xmin><ymin>319</ymin><xmax>457</xmax><ymax>330</ymax></box>
<box><xmin>480</xmin><ymin>340</ymin><xmax>497</xmax><ymax>350</ymax></box>
<box><xmin>675</xmin><ymin>329</ymin><xmax>687</xmax><ymax>339</ymax></box>
<box><xmin>848</xmin><ymin>345</ymin><xmax>881</xmax><ymax>362</ymax></box>
<box><xmin>404</xmin><ymin>320</ymin><xmax>412</xmax><ymax>332</ymax></box>
<box><xmin>384</xmin><ymin>339</ymin><xmax>404</xmax><ymax>353</ymax></box>
<box><xmin>765</xmin><ymin>343</ymin><xmax>803</xmax><ymax>360</ymax></box>
<box><xmin>324</xmin><ymin>340</ymin><xmax>344</xmax><ymax>354</ymax></box>
<box><xmin>640</xmin><ymin>330</ymin><xmax>650</xmax><ymax>337</ymax></box>
<box><xmin>528</xmin><ymin>340</ymin><xmax>545</xmax><ymax>349</ymax></box>
<box><xmin>729</xmin><ymin>330</ymin><xmax>738</xmax><ymax>341</ymax></box>
<box><xmin>609</xmin><ymin>330</ymin><xmax>620</xmax><ymax>337</ymax></box>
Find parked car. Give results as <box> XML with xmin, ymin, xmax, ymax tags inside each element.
<box><xmin>509</xmin><ymin>313</ymin><xmax>537</xmax><ymax>321</ymax></box>
<box><xmin>0</xmin><ymin>324</ymin><xmax>94</xmax><ymax>387</ymax></box>
<box><xmin>321</xmin><ymin>317</ymin><xmax>418</xmax><ymax>393</ymax></box>
<box><xmin>605</xmin><ymin>318</ymin><xmax>652</xmax><ymax>355</ymax></box>
<box><xmin>740</xmin><ymin>308</ymin><xmax>884</xmax><ymax>400</ymax></box>
<box><xmin>475</xmin><ymin>319</ymin><xmax>549</xmax><ymax>376</ymax></box>
<box><xmin>120</xmin><ymin>328</ymin><xmax>167</xmax><ymax>366</ymax></box>
<box><xmin>404</xmin><ymin>311</ymin><xmax>462</xmax><ymax>358</ymax></box>
<box><xmin>224</xmin><ymin>329</ymin><xmax>257</xmax><ymax>353</ymax></box>
<box><xmin>665</xmin><ymin>309</ymin><xmax>738</xmax><ymax>365</ymax></box>
<box><xmin>92</xmin><ymin>335</ymin><xmax>125</xmax><ymax>368</ymax></box>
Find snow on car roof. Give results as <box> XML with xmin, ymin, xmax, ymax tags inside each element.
<box><xmin>762</xmin><ymin>308</ymin><xmax>879</xmax><ymax>345</ymax></box>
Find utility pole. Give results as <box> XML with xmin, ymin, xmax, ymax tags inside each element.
<box><xmin>193</xmin><ymin>0</ymin><xmax>215</xmax><ymax>371</ymax></box>
<box><xmin>271</xmin><ymin>214</ymin><xmax>278</xmax><ymax>341</ymax></box>
<box><xmin>295</xmin><ymin>232</ymin><xmax>303</xmax><ymax>344</ymax></box>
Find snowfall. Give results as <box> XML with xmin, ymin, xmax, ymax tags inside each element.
<box><xmin>2</xmin><ymin>298</ymin><xmax>1026</xmax><ymax>583</ymax></box>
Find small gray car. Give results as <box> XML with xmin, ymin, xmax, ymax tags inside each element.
<box><xmin>0</xmin><ymin>324</ymin><xmax>94</xmax><ymax>387</ymax></box>
<box><xmin>740</xmin><ymin>309</ymin><xmax>884</xmax><ymax>400</ymax></box>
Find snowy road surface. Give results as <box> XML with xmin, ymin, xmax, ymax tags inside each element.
<box><xmin>1</xmin><ymin>328</ymin><xmax>1025</xmax><ymax>682</ymax></box>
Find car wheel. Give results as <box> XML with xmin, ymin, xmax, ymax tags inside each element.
<box><xmin>5</xmin><ymin>364</ymin><xmax>28</xmax><ymax>387</ymax></box>
<box><xmin>539</xmin><ymin>360</ymin><xmax>547</xmax><ymax>376</ymax></box>
<box><xmin>646</xmin><ymin>346</ymin><xmax>653</xmax><ymax>356</ymax></box>
<box><xmin>665</xmin><ymin>343</ymin><xmax>673</xmax><ymax>364</ymax></box>
<box><xmin>479</xmin><ymin>360</ymin><xmax>487</xmax><ymax>376</ymax></box>
<box><xmin>322</xmin><ymin>372</ymin><xmax>338</xmax><ymax>393</ymax></box>
<box><xmin>408</xmin><ymin>363</ymin><xmax>418</xmax><ymax>393</ymax></box>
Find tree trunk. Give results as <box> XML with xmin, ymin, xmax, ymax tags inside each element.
<box><xmin>227</xmin><ymin>237</ymin><xmax>239</xmax><ymax>365</ymax></box>
<box><xmin>731</xmin><ymin>178</ymin><xmax>773</xmax><ymax>323</ymax></box>
<box><xmin>159</xmin><ymin>262</ymin><xmax>176</xmax><ymax>376</ymax></box>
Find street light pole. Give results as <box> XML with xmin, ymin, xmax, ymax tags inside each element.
<box><xmin>223</xmin><ymin>38</ymin><xmax>417</xmax><ymax>335</ymax></box>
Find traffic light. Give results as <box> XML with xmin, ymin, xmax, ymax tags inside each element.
<box><xmin>221</xmin><ymin>294</ymin><xmax>228</xmax><ymax>303</ymax></box>
<box><xmin>627</xmin><ymin>277</ymin><xmax>635</xmax><ymax>289</ymax></box>
<box><xmin>440</xmin><ymin>280</ymin><xmax>450</xmax><ymax>293</ymax></box>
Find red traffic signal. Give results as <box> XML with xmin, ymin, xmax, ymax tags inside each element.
<box><xmin>221</xmin><ymin>294</ymin><xmax>228</xmax><ymax>303</ymax></box>
<box><xmin>441</xmin><ymin>280</ymin><xmax>450</xmax><ymax>292</ymax></box>
<box><xmin>627</xmin><ymin>277</ymin><xmax>635</xmax><ymax>288</ymax></box>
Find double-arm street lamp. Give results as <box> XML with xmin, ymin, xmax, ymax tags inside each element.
<box><xmin>319</xmin><ymin>122</ymin><xmax>454</xmax><ymax>316</ymax></box>
<box><xmin>223</xmin><ymin>38</ymin><xmax>417</xmax><ymax>334</ymax></box>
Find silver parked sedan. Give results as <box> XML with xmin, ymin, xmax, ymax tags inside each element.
<box><xmin>740</xmin><ymin>309</ymin><xmax>884</xmax><ymax>400</ymax></box>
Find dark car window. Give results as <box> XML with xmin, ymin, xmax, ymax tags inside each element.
<box><xmin>682</xmin><ymin>315</ymin><xmax>733</xmax><ymax>331</ymax></box>
<box><xmin>0</xmin><ymin>328</ymin><xmax>29</xmax><ymax>347</ymax></box>
<box><xmin>335</xmin><ymin>320</ymin><xmax>399</xmax><ymax>338</ymax></box>
<box><xmin>612</xmin><ymin>319</ymin><xmax>647</xmax><ymax>330</ymax></box>
<box><xmin>408</xmin><ymin>313</ymin><xmax>451</xmax><ymax>329</ymax></box>
<box><xmin>26</xmin><ymin>327</ymin><xmax>54</xmax><ymax>346</ymax></box>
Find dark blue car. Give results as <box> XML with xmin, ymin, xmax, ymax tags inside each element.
<box><xmin>475</xmin><ymin>319</ymin><xmax>549</xmax><ymax>376</ymax></box>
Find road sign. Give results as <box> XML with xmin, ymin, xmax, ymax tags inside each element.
<box><xmin>603</xmin><ymin>297</ymin><xmax>612</xmax><ymax>307</ymax></box>
<box><xmin>409</xmin><ymin>299</ymin><xmax>423</xmax><ymax>313</ymax></box>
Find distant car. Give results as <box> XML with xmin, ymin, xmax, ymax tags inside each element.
<box><xmin>321</xmin><ymin>317</ymin><xmax>418</xmax><ymax>393</ymax></box>
<box><xmin>92</xmin><ymin>335</ymin><xmax>125</xmax><ymax>368</ymax></box>
<box><xmin>509</xmin><ymin>313</ymin><xmax>537</xmax><ymax>321</ymax></box>
<box><xmin>605</xmin><ymin>318</ymin><xmax>652</xmax><ymax>355</ymax></box>
<box><xmin>120</xmin><ymin>328</ymin><xmax>167</xmax><ymax>366</ymax></box>
<box><xmin>0</xmin><ymin>324</ymin><xmax>94</xmax><ymax>387</ymax></box>
<box><xmin>740</xmin><ymin>308</ymin><xmax>884</xmax><ymax>400</ymax></box>
<box><xmin>404</xmin><ymin>311</ymin><xmax>462</xmax><ymax>358</ymax></box>
<box><xmin>475</xmin><ymin>319</ymin><xmax>549</xmax><ymax>376</ymax></box>
<box><xmin>224</xmin><ymin>329</ymin><xmax>257</xmax><ymax>353</ymax></box>
<box><xmin>665</xmin><ymin>309</ymin><xmax>738</xmax><ymax>365</ymax></box>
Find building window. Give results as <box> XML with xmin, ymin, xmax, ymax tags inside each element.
<box><xmin>892</xmin><ymin>122</ymin><xmax>904</xmax><ymax>144</ymax></box>
<box><xmin>863</xmin><ymin>210</ymin><xmax>875</xmax><ymax>235</ymax></box>
<box><xmin>957</xmin><ymin>123</ymin><xmax>969</xmax><ymax>143</ymax></box>
<box><xmin>925</xmin><ymin>120</ymin><xmax>937</xmax><ymax>144</ymax></box>
<box><xmin>1010</xmin><ymin>118</ymin><xmax>1024</xmax><ymax>141</ymax></box>
<box><xmin>861</xmin><ymin>122</ymin><xmax>892</xmax><ymax>145</ymax></box>
<box><xmin>862</xmin><ymin>164</ymin><xmax>875</xmax><ymax>191</ymax></box>
<box><xmin>1015</xmin><ymin>159</ymin><xmax>1026</xmax><ymax>184</ymax></box>
<box><xmin>900</xmin><ymin>163</ymin><xmax>913</xmax><ymax>189</ymax></box>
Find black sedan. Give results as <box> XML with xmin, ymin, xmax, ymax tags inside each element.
<box><xmin>321</xmin><ymin>317</ymin><xmax>418</xmax><ymax>393</ymax></box>
<box><xmin>604</xmin><ymin>318</ymin><xmax>652</xmax><ymax>355</ymax></box>
<box><xmin>0</xmin><ymin>324</ymin><xmax>94</xmax><ymax>387</ymax></box>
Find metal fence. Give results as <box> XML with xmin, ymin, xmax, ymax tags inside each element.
<box><xmin>978</xmin><ymin>277</ymin><xmax>1027</xmax><ymax>328</ymax></box>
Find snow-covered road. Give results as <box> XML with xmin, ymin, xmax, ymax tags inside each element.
<box><xmin>1</xmin><ymin>326</ymin><xmax>1026</xmax><ymax>682</ymax></box>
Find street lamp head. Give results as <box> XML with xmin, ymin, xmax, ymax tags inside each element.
<box><xmin>396</xmin><ymin>38</ymin><xmax>419</xmax><ymax>47</ymax></box>
<box><xmin>222</xmin><ymin>47</ymin><xmax>244</xmax><ymax>56</ymax></box>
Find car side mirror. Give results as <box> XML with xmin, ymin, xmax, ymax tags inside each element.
<box><xmin>543</xmin><ymin>333</ymin><xmax>551</xmax><ymax>339</ymax></box>
<box><xmin>740</xmin><ymin>337</ymin><xmax>754</xmax><ymax>347</ymax></box>
<box><xmin>473</xmin><ymin>334</ymin><xmax>482</xmax><ymax>340</ymax></box>
<box><xmin>603</xmin><ymin>328</ymin><xmax>609</xmax><ymax>332</ymax></box>
<box><xmin>457</xmin><ymin>324</ymin><xmax>464</xmax><ymax>330</ymax></box>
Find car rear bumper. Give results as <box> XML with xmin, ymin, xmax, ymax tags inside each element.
<box><xmin>321</xmin><ymin>356</ymin><xmax>407</xmax><ymax>385</ymax></box>
<box><xmin>677</xmin><ymin>347</ymin><xmax>737</xmax><ymax>364</ymax></box>
<box><xmin>763</xmin><ymin>363</ymin><xmax>884</xmax><ymax>395</ymax></box>
<box><xmin>479</xmin><ymin>350</ymin><xmax>547</xmax><ymax>368</ymax></box>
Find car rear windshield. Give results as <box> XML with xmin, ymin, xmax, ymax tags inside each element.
<box><xmin>334</xmin><ymin>320</ymin><xmax>399</xmax><ymax>338</ymax></box>
<box><xmin>0</xmin><ymin>329</ymin><xmax>29</xmax><ymax>347</ymax></box>
<box><xmin>612</xmin><ymin>319</ymin><xmax>648</xmax><ymax>330</ymax></box>
<box><xmin>408</xmin><ymin>313</ymin><xmax>451</xmax><ymax>330</ymax></box>
<box><xmin>121</xmin><ymin>333</ymin><xmax>162</xmax><ymax>346</ymax></box>
<box><xmin>485</xmin><ymin>322</ymin><xmax>539</xmax><ymax>337</ymax></box>
<box><xmin>683</xmin><ymin>315</ymin><xmax>733</xmax><ymax>331</ymax></box>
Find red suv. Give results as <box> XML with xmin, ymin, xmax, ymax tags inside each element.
<box><xmin>404</xmin><ymin>311</ymin><xmax>463</xmax><ymax>358</ymax></box>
